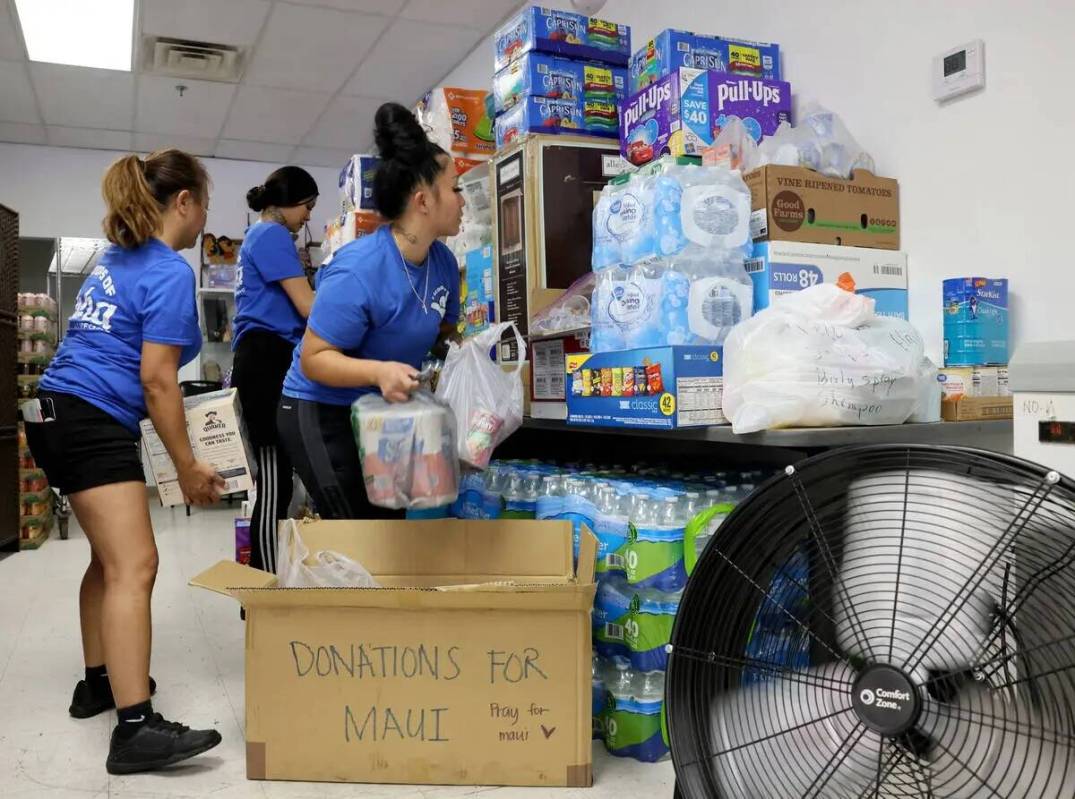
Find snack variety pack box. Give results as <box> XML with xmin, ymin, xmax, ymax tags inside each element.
<box><xmin>494</xmin><ymin>6</ymin><xmax>631</xmax><ymax>72</ymax></box>
<box><xmin>943</xmin><ymin>277</ymin><xmax>1010</xmax><ymax>366</ymax></box>
<box><xmin>629</xmin><ymin>28</ymin><xmax>781</xmax><ymax>93</ymax></box>
<box><xmin>493</xmin><ymin>52</ymin><xmax>627</xmax><ymax>116</ymax></box>
<box><xmin>496</xmin><ymin>95</ymin><xmax>618</xmax><ymax>150</ymax></box>
<box><xmin>566</xmin><ymin>345</ymin><xmax>725</xmax><ymax>429</ymax></box>
<box><xmin>621</xmin><ymin>68</ymin><xmax>791</xmax><ymax>166</ymax></box>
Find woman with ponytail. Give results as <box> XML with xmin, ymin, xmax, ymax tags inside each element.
<box><xmin>277</xmin><ymin>103</ymin><xmax>462</xmax><ymax>519</ymax></box>
<box><xmin>25</xmin><ymin>149</ymin><xmax>224</xmax><ymax>773</ymax></box>
<box><xmin>231</xmin><ymin>166</ymin><xmax>317</xmax><ymax>574</ymax></box>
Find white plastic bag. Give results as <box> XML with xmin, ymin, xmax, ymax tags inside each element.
<box><xmin>704</xmin><ymin>116</ymin><xmax>759</xmax><ymax>172</ymax></box>
<box><xmin>352</xmin><ymin>390</ymin><xmax>460</xmax><ymax>509</ymax></box>
<box><xmin>435</xmin><ymin>322</ymin><xmax>524</xmax><ymax>470</ymax></box>
<box><xmin>721</xmin><ymin>284</ymin><xmax>929</xmax><ymax>433</ymax></box>
<box><xmin>277</xmin><ymin>520</ymin><xmax>379</xmax><ymax>588</ymax></box>
<box><xmin>757</xmin><ymin>104</ymin><xmax>876</xmax><ymax>180</ymax></box>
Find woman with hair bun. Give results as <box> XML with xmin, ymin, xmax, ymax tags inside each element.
<box><xmin>277</xmin><ymin>102</ymin><xmax>463</xmax><ymax>519</ymax></box>
<box><xmin>24</xmin><ymin>149</ymin><xmax>224</xmax><ymax>773</ymax></box>
<box><xmin>231</xmin><ymin>166</ymin><xmax>317</xmax><ymax>574</ymax></box>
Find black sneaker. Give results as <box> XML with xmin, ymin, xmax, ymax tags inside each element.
<box><xmin>106</xmin><ymin>713</ymin><xmax>222</xmax><ymax>775</ymax></box>
<box><xmin>69</xmin><ymin>677</ymin><xmax>158</xmax><ymax>719</ymax></box>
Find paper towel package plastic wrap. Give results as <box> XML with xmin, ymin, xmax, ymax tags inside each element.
<box><xmin>721</xmin><ymin>284</ymin><xmax>936</xmax><ymax>433</ymax></box>
<box><xmin>414</xmin><ymin>87</ymin><xmax>495</xmax><ymax>175</ymax></box>
<box><xmin>337</xmin><ymin>154</ymin><xmax>380</xmax><ymax>214</ymax></box>
<box><xmin>351</xmin><ymin>391</ymin><xmax>460</xmax><ymax>509</ymax></box>
<box><xmin>590</xmin><ymin>162</ymin><xmax>754</xmax><ymax>352</ymax></box>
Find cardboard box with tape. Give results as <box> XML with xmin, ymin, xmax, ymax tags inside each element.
<box><xmin>745</xmin><ymin>165</ymin><xmax>900</xmax><ymax>250</ymax></box>
<box><xmin>190</xmin><ymin>518</ymin><xmax>597</xmax><ymax>787</ymax></box>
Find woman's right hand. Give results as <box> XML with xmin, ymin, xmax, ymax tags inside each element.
<box><xmin>178</xmin><ymin>460</ymin><xmax>226</xmax><ymax>506</ymax></box>
<box><xmin>377</xmin><ymin>361</ymin><xmax>419</xmax><ymax>403</ymax></box>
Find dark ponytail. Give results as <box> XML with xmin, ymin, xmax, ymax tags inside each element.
<box><xmin>372</xmin><ymin>102</ymin><xmax>447</xmax><ymax>220</ymax></box>
<box><xmin>101</xmin><ymin>149</ymin><xmax>208</xmax><ymax>248</ymax></box>
<box><xmin>246</xmin><ymin>166</ymin><xmax>319</xmax><ymax>212</ymax></box>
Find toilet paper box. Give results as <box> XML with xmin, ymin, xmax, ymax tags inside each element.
<box><xmin>566</xmin><ymin>345</ymin><xmax>725</xmax><ymax>429</ymax></box>
<box><xmin>630</xmin><ymin>28</ymin><xmax>781</xmax><ymax>94</ymax></box>
<box><xmin>749</xmin><ymin>241</ymin><xmax>908</xmax><ymax>319</ymax></box>
<box><xmin>494</xmin><ymin>5</ymin><xmax>631</xmax><ymax>72</ymax></box>
<box><xmin>621</xmin><ymin>67</ymin><xmax>791</xmax><ymax>166</ymax></box>
<box><xmin>493</xmin><ymin>52</ymin><xmax>627</xmax><ymax>116</ymax></box>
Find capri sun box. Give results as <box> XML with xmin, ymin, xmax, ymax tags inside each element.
<box><xmin>190</xmin><ymin>518</ymin><xmax>597</xmax><ymax>787</ymax></box>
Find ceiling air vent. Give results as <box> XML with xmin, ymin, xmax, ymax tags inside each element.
<box><xmin>142</xmin><ymin>36</ymin><xmax>247</xmax><ymax>83</ymax></box>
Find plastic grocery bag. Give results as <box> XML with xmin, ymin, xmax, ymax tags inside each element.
<box><xmin>757</xmin><ymin>104</ymin><xmax>876</xmax><ymax>180</ymax></box>
<box><xmin>435</xmin><ymin>322</ymin><xmax>524</xmax><ymax>470</ymax></box>
<box><xmin>351</xmin><ymin>390</ymin><xmax>460</xmax><ymax>509</ymax></box>
<box><xmin>721</xmin><ymin>284</ymin><xmax>931</xmax><ymax>433</ymax></box>
<box><xmin>276</xmin><ymin>519</ymin><xmax>379</xmax><ymax>588</ymax></box>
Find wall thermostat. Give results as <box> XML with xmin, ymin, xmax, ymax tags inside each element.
<box><xmin>933</xmin><ymin>39</ymin><xmax>985</xmax><ymax>103</ymax></box>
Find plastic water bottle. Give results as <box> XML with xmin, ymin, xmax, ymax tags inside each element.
<box><xmin>680</xmin><ymin>491</ymin><xmax>701</xmax><ymax>524</ymax></box>
<box><xmin>659</xmin><ymin>495</ymin><xmax>680</xmax><ymax>528</ymax></box>
<box><xmin>636</xmin><ymin>670</ymin><xmax>665</xmax><ymax>705</ymax></box>
<box><xmin>608</xmin><ymin>657</ymin><xmax>635</xmax><ymax>701</ymax></box>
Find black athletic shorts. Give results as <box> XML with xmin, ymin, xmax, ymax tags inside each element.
<box><xmin>24</xmin><ymin>391</ymin><xmax>145</xmax><ymax>495</ymax></box>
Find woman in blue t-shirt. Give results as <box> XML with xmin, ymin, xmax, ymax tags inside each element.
<box><xmin>278</xmin><ymin>102</ymin><xmax>461</xmax><ymax>519</ymax></box>
<box><xmin>24</xmin><ymin>150</ymin><xmax>224</xmax><ymax>773</ymax></box>
<box><xmin>231</xmin><ymin>166</ymin><xmax>317</xmax><ymax>574</ymax></box>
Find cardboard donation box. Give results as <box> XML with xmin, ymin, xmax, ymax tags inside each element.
<box><xmin>140</xmin><ymin>388</ymin><xmax>254</xmax><ymax>507</ymax></box>
<box><xmin>191</xmin><ymin>519</ymin><xmax>597</xmax><ymax>787</ymax></box>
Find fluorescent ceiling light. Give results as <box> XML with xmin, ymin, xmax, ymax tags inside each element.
<box><xmin>15</xmin><ymin>0</ymin><xmax>134</xmax><ymax>71</ymax></box>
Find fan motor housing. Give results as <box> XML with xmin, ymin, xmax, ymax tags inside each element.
<box><xmin>852</xmin><ymin>665</ymin><xmax>921</xmax><ymax>736</ymax></box>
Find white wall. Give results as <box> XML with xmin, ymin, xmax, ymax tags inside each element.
<box><xmin>444</xmin><ymin>0</ymin><xmax>1075</xmax><ymax>361</ymax></box>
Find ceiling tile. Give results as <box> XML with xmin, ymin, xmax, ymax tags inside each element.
<box><xmin>302</xmin><ymin>94</ymin><xmax>385</xmax><ymax>149</ymax></box>
<box><xmin>222</xmin><ymin>86</ymin><xmax>331</xmax><ymax>144</ymax></box>
<box><xmin>47</xmin><ymin>126</ymin><xmax>132</xmax><ymax>151</ymax></box>
<box><xmin>0</xmin><ymin>122</ymin><xmax>46</xmax><ymax>145</ymax></box>
<box><xmin>29</xmin><ymin>64</ymin><xmax>134</xmax><ymax>130</ymax></box>
<box><xmin>0</xmin><ymin>3</ymin><xmax>23</xmax><ymax>61</ymax></box>
<box><xmin>136</xmin><ymin>76</ymin><xmax>236</xmax><ymax>138</ymax></box>
<box><xmin>140</xmin><ymin>0</ymin><xmax>272</xmax><ymax>47</ymax></box>
<box><xmin>344</xmin><ymin>19</ymin><xmax>482</xmax><ymax>105</ymax></box>
<box><xmin>215</xmin><ymin>139</ymin><xmax>295</xmax><ymax>163</ymax></box>
<box><xmin>400</xmin><ymin>0</ymin><xmax>520</xmax><ymax>28</ymax></box>
<box><xmin>0</xmin><ymin>60</ymin><xmax>38</xmax><ymax>123</ymax></box>
<box><xmin>281</xmin><ymin>0</ymin><xmax>407</xmax><ymax>13</ymax></box>
<box><xmin>243</xmin><ymin>3</ymin><xmax>389</xmax><ymax>92</ymax></box>
<box><xmin>292</xmin><ymin>145</ymin><xmax>355</xmax><ymax>169</ymax></box>
<box><xmin>134</xmin><ymin>132</ymin><xmax>217</xmax><ymax>158</ymax></box>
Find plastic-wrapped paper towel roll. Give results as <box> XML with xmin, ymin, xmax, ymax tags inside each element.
<box><xmin>351</xmin><ymin>392</ymin><xmax>459</xmax><ymax>510</ymax></box>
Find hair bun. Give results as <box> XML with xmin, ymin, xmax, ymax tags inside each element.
<box><xmin>246</xmin><ymin>184</ymin><xmax>267</xmax><ymax>212</ymax></box>
<box><xmin>374</xmin><ymin>102</ymin><xmax>431</xmax><ymax>164</ymax></box>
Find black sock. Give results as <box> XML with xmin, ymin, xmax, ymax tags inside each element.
<box><xmin>85</xmin><ymin>664</ymin><xmax>110</xmax><ymax>696</ymax></box>
<box><xmin>116</xmin><ymin>700</ymin><xmax>154</xmax><ymax>739</ymax></box>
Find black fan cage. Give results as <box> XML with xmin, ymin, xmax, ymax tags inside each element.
<box><xmin>668</xmin><ymin>445</ymin><xmax>1075</xmax><ymax>799</ymax></box>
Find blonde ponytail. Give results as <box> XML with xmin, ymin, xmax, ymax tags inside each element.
<box><xmin>100</xmin><ymin>149</ymin><xmax>209</xmax><ymax>249</ymax></box>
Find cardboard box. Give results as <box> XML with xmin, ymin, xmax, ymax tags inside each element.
<box><xmin>495</xmin><ymin>95</ymin><xmax>619</xmax><ymax>150</ymax></box>
<box><xmin>629</xmin><ymin>28</ymin><xmax>781</xmax><ymax>93</ymax></box>
<box><xmin>745</xmin><ymin>165</ymin><xmax>900</xmax><ymax>250</ymax></box>
<box><xmin>621</xmin><ymin>68</ymin><xmax>791</xmax><ymax>166</ymax></box>
<box><xmin>191</xmin><ymin>518</ymin><xmax>597</xmax><ymax>787</ymax></box>
<box><xmin>529</xmin><ymin>328</ymin><xmax>591</xmax><ymax>420</ymax></box>
<box><xmin>943</xmin><ymin>277</ymin><xmax>1009</xmax><ymax>366</ymax></box>
<box><xmin>492</xmin><ymin>134</ymin><xmax>624</xmax><ymax>362</ymax></box>
<box><xmin>494</xmin><ymin>6</ymin><xmax>631</xmax><ymax>72</ymax></box>
<box><xmin>749</xmin><ymin>241</ymin><xmax>908</xmax><ymax>318</ymax></box>
<box><xmin>140</xmin><ymin>389</ymin><xmax>255</xmax><ymax>507</ymax></box>
<box><xmin>937</xmin><ymin>366</ymin><xmax>1010</xmax><ymax>402</ymax></box>
<box><xmin>493</xmin><ymin>52</ymin><xmax>627</xmax><ymax>116</ymax></box>
<box><xmin>566</xmin><ymin>345</ymin><xmax>725</xmax><ymax>429</ymax></box>
<box><xmin>941</xmin><ymin>396</ymin><xmax>1014</xmax><ymax>422</ymax></box>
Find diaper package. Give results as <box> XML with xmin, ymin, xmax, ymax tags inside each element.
<box><xmin>351</xmin><ymin>391</ymin><xmax>460</xmax><ymax>510</ymax></box>
<box><xmin>630</xmin><ymin>28</ymin><xmax>781</xmax><ymax>93</ymax></box>
<box><xmin>414</xmin><ymin>87</ymin><xmax>495</xmax><ymax>174</ymax></box>
<box><xmin>493</xmin><ymin>52</ymin><xmax>627</xmax><ymax>115</ymax></box>
<box><xmin>757</xmin><ymin>103</ymin><xmax>876</xmax><ymax>180</ymax></box>
<box><xmin>591</xmin><ymin>161</ymin><xmax>754</xmax><ymax>352</ymax></box>
<box><xmin>494</xmin><ymin>5</ymin><xmax>631</xmax><ymax>72</ymax></box>
<box><xmin>495</xmin><ymin>95</ymin><xmax>619</xmax><ymax>149</ymax></box>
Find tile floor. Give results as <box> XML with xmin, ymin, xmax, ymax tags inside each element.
<box><xmin>0</xmin><ymin>502</ymin><xmax>675</xmax><ymax>798</ymax></box>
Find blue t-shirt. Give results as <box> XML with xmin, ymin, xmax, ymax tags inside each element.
<box><xmin>232</xmin><ymin>221</ymin><xmax>306</xmax><ymax>348</ymax></box>
<box><xmin>282</xmin><ymin>225</ymin><xmax>460</xmax><ymax>406</ymax></box>
<box><xmin>41</xmin><ymin>239</ymin><xmax>201</xmax><ymax>433</ymax></box>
